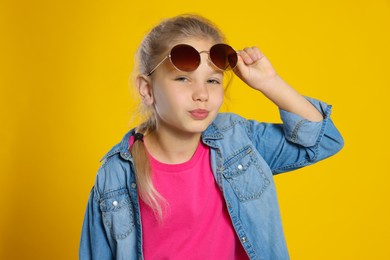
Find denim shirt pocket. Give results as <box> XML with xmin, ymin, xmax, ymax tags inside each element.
<box><xmin>222</xmin><ymin>146</ymin><xmax>271</xmax><ymax>201</ymax></box>
<box><xmin>100</xmin><ymin>187</ymin><xmax>134</xmax><ymax>240</ymax></box>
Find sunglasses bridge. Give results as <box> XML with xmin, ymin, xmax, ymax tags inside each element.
<box><xmin>146</xmin><ymin>45</ymin><xmax>237</xmax><ymax>76</ymax></box>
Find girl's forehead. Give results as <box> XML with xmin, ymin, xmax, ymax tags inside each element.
<box><xmin>168</xmin><ymin>37</ymin><xmax>217</xmax><ymax>51</ymax></box>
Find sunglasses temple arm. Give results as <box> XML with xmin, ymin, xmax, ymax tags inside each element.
<box><xmin>147</xmin><ymin>55</ymin><xmax>169</xmax><ymax>76</ymax></box>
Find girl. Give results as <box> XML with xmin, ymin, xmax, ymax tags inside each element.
<box><xmin>80</xmin><ymin>14</ymin><xmax>343</xmax><ymax>260</ymax></box>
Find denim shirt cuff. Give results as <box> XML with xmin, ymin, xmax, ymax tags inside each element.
<box><xmin>279</xmin><ymin>96</ymin><xmax>332</xmax><ymax>147</ymax></box>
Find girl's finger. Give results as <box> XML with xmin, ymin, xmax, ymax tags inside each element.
<box><xmin>237</xmin><ymin>49</ymin><xmax>254</xmax><ymax>64</ymax></box>
<box><xmin>244</xmin><ymin>46</ymin><xmax>265</xmax><ymax>61</ymax></box>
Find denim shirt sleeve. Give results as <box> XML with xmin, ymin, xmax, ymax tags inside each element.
<box><xmin>79</xmin><ymin>186</ymin><xmax>113</xmax><ymax>260</ymax></box>
<box><xmin>248</xmin><ymin>97</ymin><xmax>344</xmax><ymax>174</ymax></box>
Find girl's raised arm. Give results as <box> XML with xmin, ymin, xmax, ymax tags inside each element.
<box><xmin>234</xmin><ymin>47</ymin><xmax>324</xmax><ymax>122</ymax></box>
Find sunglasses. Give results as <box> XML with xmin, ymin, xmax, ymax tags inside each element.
<box><xmin>147</xmin><ymin>43</ymin><xmax>238</xmax><ymax>76</ymax></box>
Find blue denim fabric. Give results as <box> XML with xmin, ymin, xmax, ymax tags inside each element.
<box><xmin>79</xmin><ymin>97</ymin><xmax>343</xmax><ymax>260</ymax></box>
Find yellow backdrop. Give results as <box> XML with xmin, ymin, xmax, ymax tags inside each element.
<box><xmin>1</xmin><ymin>0</ymin><xmax>389</xmax><ymax>259</ymax></box>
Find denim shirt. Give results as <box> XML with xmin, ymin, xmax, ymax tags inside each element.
<box><xmin>79</xmin><ymin>97</ymin><xmax>343</xmax><ymax>260</ymax></box>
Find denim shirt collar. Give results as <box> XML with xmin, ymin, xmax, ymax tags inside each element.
<box><xmin>100</xmin><ymin>129</ymin><xmax>135</xmax><ymax>162</ymax></box>
<box><xmin>202</xmin><ymin>121</ymin><xmax>224</xmax><ymax>139</ymax></box>
<box><xmin>100</xmin><ymin>118</ymin><xmax>225</xmax><ymax>163</ymax></box>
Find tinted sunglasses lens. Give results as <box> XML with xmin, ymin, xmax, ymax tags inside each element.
<box><xmin>210</xmin><ymin>44</ymin><xmax>238</xmax><ymax>70</ymax></box>
<box><xmin>170</xmin><ymin>44</ymin><xmax>200</xmax><ymax>72</ymax></box>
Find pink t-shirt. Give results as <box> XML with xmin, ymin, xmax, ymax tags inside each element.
<box><xmin>131</xmin><ymin>137</ymin><xmax>248</xmax><ymax>259</ymax></box>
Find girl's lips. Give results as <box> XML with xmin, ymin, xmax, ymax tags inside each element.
<box><xmin>189</xmin><ymin>109</ymin><xmax>209</xmax><ymax>120</ymax></box>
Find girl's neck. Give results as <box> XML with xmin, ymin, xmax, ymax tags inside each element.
<box><xmin>144</xmin><ymin>129</ymin><xmax>202</xmax><ymax>165</ymax></box>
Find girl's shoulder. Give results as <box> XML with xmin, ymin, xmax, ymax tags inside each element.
<box><xmin>94</xmin><ymin>129</ymin><xmax>135</xmax><ymax>196</ymax></box>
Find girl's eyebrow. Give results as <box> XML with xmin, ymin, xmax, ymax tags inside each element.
<box><xmin>209</xmin><ymin>71</ymin><xmax>224</xmax><ymax>77</ymax></box>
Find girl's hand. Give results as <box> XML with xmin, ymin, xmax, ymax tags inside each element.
<box><xmin>234</xmin><ymin>47</ymin><xmax>279</xmax><ymax>91</ymax></box>
<box><xmin>233</xmin><ymin>46</ymin><xmax>324</xmax><ymax>122</ymax></box>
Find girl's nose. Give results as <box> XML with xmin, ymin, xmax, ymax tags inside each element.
<box><xmin>192</xmin><ymin>83</ymin><xmax>209</xmax><ymax>102</ymax></box>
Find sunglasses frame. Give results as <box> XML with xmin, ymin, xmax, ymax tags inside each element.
<box><xmin>146</xmin><ymin>43</ymin><xmax>238</xmax><ymax>76</ymax></box>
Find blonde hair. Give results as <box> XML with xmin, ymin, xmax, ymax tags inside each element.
<box><xmin>131</xmin><ymin>14</ymin><xmax>226</xmax><ymax>219</ymax></box>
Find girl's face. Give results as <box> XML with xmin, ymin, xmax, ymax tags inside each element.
<box><xmin>147</xmin><ymin>38</ymin><xmax>225</xmax><ymax>137</ymax></box>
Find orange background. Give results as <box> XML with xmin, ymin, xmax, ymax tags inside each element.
<box><xmin>1</xmin><ymin>0</ymin><xmax>389</xmax><ymax>259</ymax></box>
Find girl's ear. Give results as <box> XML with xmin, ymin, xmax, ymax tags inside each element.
<box><xmin>136</xmin><ymin>74</ymin><xmax>154</xmax><ymax>106</ymax></box>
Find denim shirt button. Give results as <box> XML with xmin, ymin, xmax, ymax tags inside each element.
<box><xmin>131</xmin><ymin>182</ymin><xmax>137</xmax><ymax>189</ymax></box>
<box><xmin>122</xmin><ymin>152</ymin><xmax>130</xmax><ymax>158</ymax></box>
<box><xmin>241</xmin><ymin>237</ymin><xmax>247</xmax><ymax>243</ymax></box>
<box><xmin>112</xmin><ymin>200</ymin><xmax>119</xmax><ymax>207</ymax></box>
<box><xmin>237</xmin><ymin>164</ymin><xmax>243</xmax><ymax>170</ymax></box>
